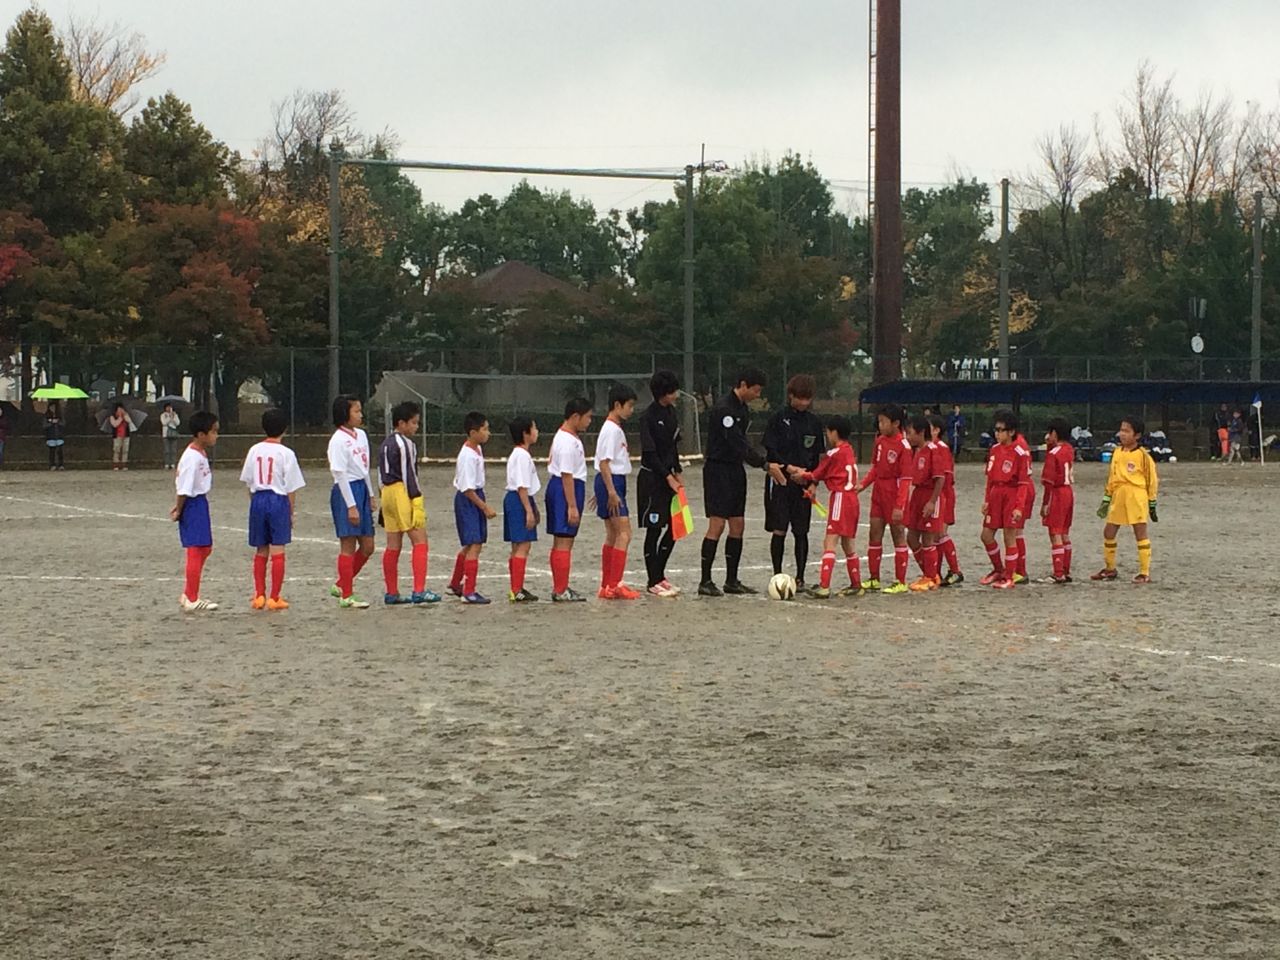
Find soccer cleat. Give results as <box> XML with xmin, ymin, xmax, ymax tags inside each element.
<box><xmin>597</xmin><ymin>585</ymin><xmax>618</xmax><ymax>600</ymax></box>
<box><xmin>838</xmin><ymin>584</ymin><xmax>865</xmax><ymax>598</ymax></box>
<box><xmin>1050</xmin><ymin>575</ymin><xmax>1071</xmax><ymax>585</ymax></box>
<box><xmin>647</xmin><ymin>582</ymin><xmax>677</xmax><ymax>598</ymax></box>
<box><xmin>329</xmin><ymin>584</ymin><xmax>342</xmax><ymax>599</ymax></box>
<box><xmin>659</xmin><ymin>579</ymin><xmax>682</xmax><ymax>596</ymax></box>
<box><xmin>991</xmin><ymin>577</ymin><xmax>1016</xmax><ymax>590</ymax></box>
<box><xmin>881</xmin><ymin>581</ymin><xmax>910</xmax><ymax>595</ymax></box>
<box><xmin>806</xmin><ymin>585</ymin><xmax>831</xmax><ymax>599</ymax></box>
<box><xmin>1012</xmin><ymin>573</ymin><xmax>1029</xmax><ymax>586</ymax></box>
<box><xmin>411</xmin><ymin>590</ymin><xmax>442</xmax><ymax>604</ymax></box>
<box><xmin>266</xmin><ymin>597</ymin><xmax>290</xmax><ymax>610</ymax></box>
<box><xmin>1090</xmin><ymin>568</ymin><xmax>1118</xmax><ymax>581</ymax></box>
<box><xmin>794</xmin><ymin>579</ymin><xmax>806</xmax><ymax>591</ymax></box>
<box><xmin>1132</xmin><ymin>573</ymin><xmax>1151</xmax><ymax>584</ymax></box>
<box><xmin>722</xmin><ymin>580</ymin><xmax>757</xmax><ymax>595</ymax></box>
<box><xmin>942</xmin><ymin>571</ymin><xmax>964</xmax><ymax>587</ymax></box>
<box><xmin>552</xmin><ymin>588</ymin><xmax>587</xmax><ymax>603</ymax></box>
<box><xmin>338</xmin><ymin>596</ymin><xmax>370</xmax><ymax>609</ymax></box>
<box><xmin>1062</xmin><ymin>575</ymin><xmax>1074</xmax><ymax>583</ymax></box>
<box><xmin>909</xmin><ymin>577</ymin><xmax>938</xmax><ymax>593</ymax></box>
<box><xmin>251</xmin><ymin>595</ymin><xmax>267</xmax><ymax>610</ymax></box>
<box><xmin>613</xmin><ymin>584</ymin><xmax>642</xmax><ymax>600</ymax></box>
<box><xmin>697</xmin><ymin>580</ymin><xmax>723</xmax><ymax>597</ymax></box>
<box><xmin>384</xmin><ymin>593</ymin><xmax>410</xmax><ymax>605</ymax></box>
<box><xmin>447</xmin><ymin>582</ymin><xmax>464</xmax><ymax>598</ymax></box>
<box><xmin>979</xmin><ymin>571</ymin><xmax>1003</xmax><ymax>586</ymax></box>
<box><xmin>461</xmin><ymin>592</ymin><xmax>491</xmax><ymax>605</ymax></box>
<box><xmin>508</xmin><ymin>589</ymin><xmax>539</xmax><ymax>603</ymax></box>
<box><xmin>864</xmin><ymin>578</ymin><xmax>882</xmax><ymax>592</ymax></box>
<box><xmin>180</xmin><ymin>595</ymin><xmax>218</xmax><ymax>612</ymax></box>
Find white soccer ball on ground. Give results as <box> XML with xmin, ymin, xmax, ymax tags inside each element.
<box><xmin>768</xmin><ymin>573</ymin><xmax>797</xmax><ymax>601</ymax></box>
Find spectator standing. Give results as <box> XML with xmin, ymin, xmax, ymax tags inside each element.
<box><xmin>45</xmin><ymin>401</ymin><xmax>65</xmax><ymax>470</ymax></box>
<box><xmin>160</xmin><ymin>403</ymin><xmax>181</xmax><ymax>469</ymax></box>
<box><xmin>109</xmin><ymin>402</ymin><xmax>134</xmax><ymax>470</ymax></box>
<box><xmin>947</xmin><ymin>404</ymin><xmax>967</xmax><ymax>456</ymax></box>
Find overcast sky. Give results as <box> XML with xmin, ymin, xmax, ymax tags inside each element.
<box><xmin>14</xmin><ymin>0</ymin><xmax>1280</xmax><ymax>217</ymax></box>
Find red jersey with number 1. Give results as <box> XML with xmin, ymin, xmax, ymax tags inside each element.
<box><xmin>1041</xmin><ymin>442</ymin><xmax>1075</xmax><ymax>534</ymax></box>
<box><xmin>866</xmin><ymin>432</ymin><xmax>911</xmax><ymax>520</ymax></box>
<box><xmin>806</xmin><ymin>441</ymin><xmax>859</xmax><ymax>538</ymax></box>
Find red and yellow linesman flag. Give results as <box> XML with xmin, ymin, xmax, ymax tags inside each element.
<box><xmin>670</xmin><ymin>488</ymin><xmax>695</xmax><ymax>540</ymax></box>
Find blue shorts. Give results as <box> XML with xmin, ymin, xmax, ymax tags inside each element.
<box><xmin>178</xmin><ymin>494</ymin><xmax>213</xmax><ymax>548</ymax></box>
<box><xmin>545</xmin><ymin>477</ymin><xmax>586</xmax><ymax>537</ymax></box>
<box><xmin>330</xmin><ymin>479</ymin><xmax>374</xmax><ymax>538</ymax></box>
<box><xmin>248</xmin><ymin>490</ymin><xmax>292</xmax><ymax>547</ymax></box>
<box><xmin>594</xmin><ymin>473</ymin><xmax>630</xmax><ymax>520</ymax></box>
<box><xmin>503</xmin><ymin>489</ymin><xmax>540</xmax><ymax>543</ymax></box>
<box><xmin>455</xmin><ymin>489</ymin><xmax>488</xmax><ymax>546</ymax></box>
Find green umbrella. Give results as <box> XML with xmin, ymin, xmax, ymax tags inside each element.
<box><xmin>30</xmin><ymin>384</ymin><xmax>89</xmax><ymax>400</ymax></box>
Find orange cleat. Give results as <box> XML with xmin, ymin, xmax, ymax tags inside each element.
<box><xmin>251</xmin><ymin>595</ymin><xmax>267</xmax><ymax>610</ymax></box>
<box><xmin>597</xmin><ymin>585</ymin><xmax>617</xmax><ymax>600</ymax></box>
<box><xmin>266</xmin><ymin>597</ymin><xmax>290</xmax><ymax>610</ymax></box>
<box><xmin>612</xmin><ymin>584</ymin><xmax>642</xmax><ymax>600</ymax></box>
<box><xmin>908</xmin><ymin>576</ymin><xmax>937</xmax><ymax>592</ymax></box>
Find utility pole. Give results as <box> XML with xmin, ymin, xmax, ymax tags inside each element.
<box><xmin>683</xmin><ymin>165</ymin><xmax>696</xmax><ymax>406</ymax></box>
<box><xmin>871</xmin><ymin>0</ymin><xmax>902</xmax><ymax>384</ymax></box>
<box><xmin>1252</xmin><ymin>191</ymin><xmax>1263</xmax><ymax>381</ymax></box>
<box><xmin>998</xmin><ymin>177</ymin><xmax>1010</xmax><ymax>380</ymax></box>
<box><xmin>327</xmin><ymin>139</ymin><xmax>343</xmax><ymax>402</ymax></box>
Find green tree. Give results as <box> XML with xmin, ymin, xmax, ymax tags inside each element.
<box><xmin>124</xmin><ymin>92</ymin><xmax>230</xmax><ymax>206</ymax></box>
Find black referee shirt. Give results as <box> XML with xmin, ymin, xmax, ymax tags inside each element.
<box><xmin>763</xmin><ymin>405</ymin><xmax>824</xmax><ymax>472</ymax></box>
<box><xmin>639</xmin><ymin>401</ymin><xmax>682</xmax><ymax>478</ymax></box>
<box><xmin>706</xmin><ymin>391</ymin><xmax>766</xmax><ymax>467</ymax></box>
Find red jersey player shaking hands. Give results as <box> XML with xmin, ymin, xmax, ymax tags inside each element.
<box><xmin>1040</xmin><ymin>418</ymin><xmax>1076</xmax><ymax>583</ymax></box>
<box><xmin>788</xmin><ymin>415</ymin><xmax>862</xmax><ymax>599</ymax></box>
<box><xmin>904</xmin><ymin>415</ymin><xmax>946</xmax><ymax>592</ymax></box>
<box><xmin>856</xmin><ymin>404</ymin><xmax>913</xmax><ymax>594</ymax></box>
<box><xmin>927</xmin><ymin>415</ymin><xmax>963</xmax><ymax>586</ymax></box>
<box><xmin>980</xmin><ymin>410</ymin><xmax>1032</xmax><ymax>589</ymax></box>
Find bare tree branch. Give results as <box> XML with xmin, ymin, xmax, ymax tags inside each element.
<box><xmin>1116</xmin><ymin>61</ymin><xmax>1178</xmax><ymax>198</ymax></box>
<box><xmin>60</xmin><ymin>15</ymin><xmax>165</xmax><ymax>116</ymax></box>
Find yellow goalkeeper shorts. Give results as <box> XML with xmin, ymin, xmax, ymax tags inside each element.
<box><xmin>1106</xmin><ymin>486</ymin><xmax>1149</xmax><ymax>526</ymax></box>
<box><xmin>382</xmin><ymin>483</ymin><xmax>426</xmax><ymax>532</ymax></box>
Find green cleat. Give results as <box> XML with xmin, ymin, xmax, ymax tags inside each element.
<box><xmin>881</xmin><ymin>581</ymin><xmax>909</xmax><ymax>595</ymax></box>
<box><xmin>338</xmin><ymin>596</ymin><xmax>370</xmax><ymax>609</ymax></box>
<box><xmin>806</xmin><ymin>585</ymin><xmax>831</xmax><ymax>599</ymax></box>
<box><xmin>329</xmin><ymin>583</ymin><xmax>342</xmax><ymax>599</ymax></box>
<box><xmin>837</xmin><ymin>584</ymin><xmax>865</xmax><ymax>598</ymax></box>
<box><xmin>864</xmin><ymin>578</ymin><xmax>882</xmax><ymax>592</ymax></box>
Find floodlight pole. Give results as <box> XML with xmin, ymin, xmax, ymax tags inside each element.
<box><xmin>998</xmin><ymin>178</ymin><xmax>1010</xmax><ymax>380</ymax></box>
<box><xmin>1252</xmin><ymin>191</ymin><xmax>1263</xmax><ymax>382</ymax></box>
<box><xmin>325</xmin><ymin>154</ymin><xmax>695</xmax><ymax>405</ymax></box>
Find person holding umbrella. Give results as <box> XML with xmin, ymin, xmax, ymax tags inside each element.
<box><xmin>160</xmin><ymin>402</ymin><xmax>181</xmax><ymax>470</ymax></box>
<box><xmin>108</xmin><ymin>402</ymin><xmax>134</xmax><ymax>470</ymax></box>
<box><xmin>45</xmin><ymin>400</ymin><xmax>65</xmax><ymax>470</ymax></box>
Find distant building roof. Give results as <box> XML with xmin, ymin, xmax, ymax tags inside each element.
<box><xmin>471</xmin><ymin>260</ymin><xmax>597</xmax><ymax>308</ymax></box>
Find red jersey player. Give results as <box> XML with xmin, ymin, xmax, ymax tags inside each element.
<box><xmin>928</xmin><ymin>415</ymin><xmax>962</xmax><ymax>585</ymax></box>
<box><xmin>980</xmin><ymin>410</ymin><xmax>1031</xmax><ymax>589</ymax></box>
<box><xmin>1012</xmin><ymin>430</ymin><xmax>1035</xmax><ymax>583</ymax></box>
<box><xmin>855</xmin><ymin>404</ymin><xmax>912</xmax><ymax>594</ymax></box>
<box><xmin>1040</xmin><ymin>417</ymin><xmax>1076</xmax><ymax>583</ymax></box>
<box><xmin>789</xmin><ymin>415</ymin><xmax>861</xmax><ymax>598</ymax></box>
<box><xmin>905</xmin><ymin>416</ymin><xmax>946</xmax><ymax>592</ymax></box>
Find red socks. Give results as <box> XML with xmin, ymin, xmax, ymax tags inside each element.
<box><xmin>921</xmin><ymin>545</ymin><xmax>939</xmax><ymax>580</ymax></box>
<box><xmin>867</xmin><ymin>544</ymin><xmax>882</xmax><ymax>581</ymax></box>
<box><xmin>1051</xmin><ymin>545</ymin><xmax>1065</xmax><ymax>578</ymax></box>
<box><xmin>270</xmin><ymin>553</ymin><xmax>285</xmax><ymax>600</ymax></box>
<box><xmin>185</xmin><ymin>546</ymin><xmax>211</xmax><ymax>600</ymax></box>
<box><xmin>383</xmin><ymin>548</ymin><xmax>401</xmax><ymax>595</ymax></box>
<box><xmin>600</xmin><ymin>544</ymin><xmax>612</xmax><ymax>588</ymax></box>
<box><xmin>450</xmin><ymin>551</ymin><xmax>466</xmax><ymax>590</ymax></box>
<box><xmin>253</xmin><ymin>554</ymin><xmax>267</xmax><ymax>598</ymax></box>
<box><xmin>1003</xmin><ymin>548</ymin><xmax>1019</xmax><ymax>581</ymax></box>
<box><xmin>411</xmin><ymin>543</ymin><xmax>427</xmax><ymax>593</ymax></box>
<box><xmin>1063</xmin><ymin>540</ymin><xmax>1072</xmax><ymax>576</ymax></box>
<box><xmin>820</xmin><ymin>551</ymin><xmax>836</xmax><ymax>589</ymax></box>
<box><xmin>550</xmin><ymin>548</ymin><xmax>571</xmax><ymax>594</ymax></box>
<box><xmin>352</xmin><ymin>550</ymin><xmax>370</xmax><ymax>578</ymax></box>
<box><xmin>845</xmin><ymin>552</ymin><xmax>861</xmax><ymax>588</ymax></box>
<box><xmin>337</xmin><ymin>554</ymin><xmax>355</xmax><ymax>598</ymax></box>
<box><xmin>611</xmin><ymin>546</ymin><xmax>628</xmax><ymax>587</ymax></box>
<box><xmin>1016</xmin><ymin>537</ymin><xmax>1028</xmax><ymax>577</ymax></box>
<box><xmin>985</xmin><ymin>541</ymin><xmax>1002</xmax><ymax>572</ymax></box>
<box><xmin>463</xmin><ymin>559</ymin><xmax>478</xmax><ymax>594</ymax></box>
<box><xmin>939</xmin><ymin>536</ymin><xmax>960</xmax><ymax>574</ymax></box>
<box><xmin>894</xmin><ymin>546</ymin><xmax>909</xmax><ymax>585</ymax></box>
<box><xmin>509</xmin><ymin>555</ymin><xmax>527</xmax><ymax>593</ymax></box>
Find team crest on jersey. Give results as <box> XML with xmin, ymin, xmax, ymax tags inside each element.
<box><xmin>804</xmin><ymin>435</ymin><xmax>815</xmax><ymax>448</ymax></box>
<box><xmin>887</xmin><ymin>450</ymin><xmax>899</xmax><ymax>464</ymax></box>
<box><xmin>722</xmin><ymin>415</ymin><xmax>735</xmax><ymax>428</ymax></box>
<box><xmin>917</xmin><ymin>455</ymin><xmax>926</xmax><ymax>469</ymax></box>
<box><xmin>1126</xmin><ymin>461</ymin><xmax>1137</xmax><ymax>473</ymax></box>
<box><xmin>1001</xmin><ymin>460</ymin><xmax>1013</xmax><ymax>474</ymax></box>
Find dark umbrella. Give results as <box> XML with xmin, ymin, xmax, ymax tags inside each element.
<box><xmin>96</xmin><ymin>405</ymin><xmax>149</xmax><ymax>433</ymax></box>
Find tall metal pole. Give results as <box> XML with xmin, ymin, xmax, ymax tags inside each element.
<box><xmin>999</xmin><ymin>177</ymin><xmax>1010</xmax><ymax>380</ymax></box>
<box><xmin>683</xmin><ymin>165</ymin><xmax>696</xmax><ymax>399</ymax></box>
<box><xmin>871</xmin><ymin>0</ymin><xmax>902</xmax><ymax>384</ymax></box>
<box><xmin>327</xmin><ymin>141</ymin><xmax>343</xmax><ymax>402</ymax></box>
<box><xmin>1252</xmin><ymin>191</ymin><xmax>1263</xmax><ymax>382</ymax></box>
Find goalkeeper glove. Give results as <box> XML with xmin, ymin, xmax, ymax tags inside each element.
<box><xmin>1148</xmin><ymin>500</ymin><xmax>1158</xmax><ymax>523</ymax></box>
<box><xmin>1096</xmin><ymin>496</ymin><xmax>1111</xmax><ymax>519</ymax></box>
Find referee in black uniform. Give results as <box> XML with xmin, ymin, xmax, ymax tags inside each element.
<box><xmin>700</xmin><ymin>367</ymin><xmax>767</xmax><ymax>596</ymax></box>
<box><xmin>762</xmin><ymin>374</ymin><xmax>824</xmax><ymax>588</ymax></box>
<box><xmin>636</xmin><ymin>369</ymin><xmax>684</xmax><ymax>596</ymax></box>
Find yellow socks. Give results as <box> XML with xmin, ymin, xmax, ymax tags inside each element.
<box><xmin>1137</xmin><ymin>539</ymin><xmax>1152</xmax><ymax>577</ymax></box>
<box><xmin>1103</xmin><ymin>539</ymin><xmax>1117</xmax><ymax>570</ymax></box>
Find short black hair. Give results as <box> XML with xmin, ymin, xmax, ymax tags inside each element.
<box><xmin>564</xmin><ymin>397</ymin><xmax>592</xmax><ymax>419</ymax></box>
<box><xmin>261</xmin><ymin>407</ymin><xmax>288</xmax><ymax>438</ymax></box>
<box><xmin>928</xmin><ymin>414</ymin><xmax>946</xmax><ymax>437</ymax></box>
<box><xmin>392</xmin><ymin>400</ymin><xmax>421</xmax><ymax>427</ymax></box>
<box><xmin>877</xmin><ymin>403</ymin><xmax>904</xmax><ymax>426</ymax></box>
<box><xmin>1045</xmin><ymin>417</ymin><xmax>1071</xmax><ymax>442</ymax></box>
<box><xmin>993</xmin><ymin>409</ymin><xmax>1018</xmax><ymax>432</ymax></box>
<box><xmin>607</xmin><ymin>383</ymin><xmax>638</xmax><ymax>410</ymax></box>
<box><xmin>113</xmin><ymin>401</ymin><xmax>126</xmax><ymax>412</ymax></box>
<box><xmin>734</xmin><ymin>367</ymin><xmax>767</xmax><ymax>390</ymax></box>
<box><xmin>463</xmin><ymin>410</ymin><xmax>487</xmax><ymax>434</ymax></box>
<box><xmin>332</xmin><ymin>394</ymin><xmax>360</xmax><ymax>427</ymax></box>
<box><xmin>1121</xmin><ymin>415</ymin><xmax>1145</xmax><ymax>437</ymax></box>
<box><xmin>650</xmin><ymin>369</ymin><xmax>679</xmax><ymax>399</ymax></box>
<box><xmin>189</xmin><ymin>411</ymin><xmax>218</xmax><ymax>436</ymax></box>
<box><xmin>508</xmin><ymin>415</ymin><xmax>535</xmax><ymax>445</ymax></box>
<box><xmin>907</xmin><ymin>414</ymin><xmax>930</xmax><ymax>436</ymax></box>
<box><xmin>825</xmin><ymin>414</ymin><xmax>852</xmax><ymax>440</ymax></box>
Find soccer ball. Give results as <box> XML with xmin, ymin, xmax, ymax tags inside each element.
<box><xmin>1168</xmin><ymin>456</ymin><xmax>1177</xmax><ymax>463</ymax></box>
<box><xmin>767</xmin><ymin>573</ymin><xmax>797</xmax><ymax>601</ymax></box>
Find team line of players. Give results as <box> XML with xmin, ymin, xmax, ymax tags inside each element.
<box><xmin>166</xmin><ymin>369</ymin><xmax>1159</xmax><ymax>612</ymax></box>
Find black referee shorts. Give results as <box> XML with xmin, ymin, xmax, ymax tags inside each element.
<box><xmin>636</xmin><ymin>467</ymin><xmax>670</xmax><ymax>530</ymax></box>
<box><xmin>763</xmin><ymin>476</ymin><xmax>813</xmax><ymax>533</ymax></box>
<box><xmin>703</xmin><ymin>460</ymin><xmax>747</xmax><ymax>519</ymax></box>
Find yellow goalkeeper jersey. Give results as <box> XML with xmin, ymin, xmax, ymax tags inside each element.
<box><xmin>1106</xmin><ymin>446</ymin><xmax>1158</xmax><ymax>500</ymax></box>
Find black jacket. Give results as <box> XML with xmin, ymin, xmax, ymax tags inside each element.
<box><xmin>706</xmin><ymin>391</ymin><xmax>765</xmax><ymax>467</ymax></box>
<box><xmin>763</xmin><ymin>406</ymin><xmax>824</xmax><ymax>472</ymax></box>
<box><xmin>639</xmin><ymin>401</ymin><xmax>682</xmax><ymax>478</ymax></box>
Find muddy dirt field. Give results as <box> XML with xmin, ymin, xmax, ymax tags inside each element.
<box><xmin>1</xmin><ymin>461</ymin><xmax>1277</xmax><ymax>959</ymax></box>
